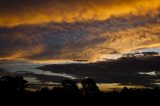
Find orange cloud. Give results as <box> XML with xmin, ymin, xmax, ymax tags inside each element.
<box><xmin>0</xmin><ymin>0</ymin><xmax>160</xmax><ymax>27</ymax></box>
<box><xmin>0</xmin><ymin>0</ymin><xmax>160</xmax><ymax>63</ymax></box>
<box><xmin>0</xmin><ymin>12</ymin><xmax>160</xmax><ymax>62</ymax></box>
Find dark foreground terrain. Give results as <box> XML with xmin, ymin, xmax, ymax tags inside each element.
<box><xmin>0</xmin><ymin>75</ymin><xmax>160</xmax><ymax>103</ymax></box>
<box><xmin>1</xmin><ymin>56</ymin><xmax>160</xmax><ymax>103</ymax></box>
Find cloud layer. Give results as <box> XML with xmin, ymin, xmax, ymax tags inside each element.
<box><xmin>0</xmin><ymin>0</ymin><xmax>160</xmax><ymax>27</ymax></box>
<box><xmin>0</xmin><ymin>0</ymin><xmax>160</xmax><ymax>62</ymax></box>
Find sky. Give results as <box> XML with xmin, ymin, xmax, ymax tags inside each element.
<box><xmin>0</xmin><ymin>0</ymin><xmax>160</xmax><ymax>63</ymax></box>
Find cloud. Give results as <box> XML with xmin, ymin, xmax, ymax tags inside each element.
<box><xmin>0</xmin><ymin>12</ymin><xmax>160</xmax><ymax>62</ymax></box>
<box><xmin>0</xmin><ymin>0</ymin><xmax>160</xmax><ymax>27</ymax></box>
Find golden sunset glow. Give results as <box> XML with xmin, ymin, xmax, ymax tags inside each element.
<box><xmin>0</xmin><ymin>0</ymin><xmax>160</xmax><ymax>63</ymax></box>
<box><xmin>0</xmin><ymin>0</ymin><xmax>160</xmax><ymax>27</ymax></box>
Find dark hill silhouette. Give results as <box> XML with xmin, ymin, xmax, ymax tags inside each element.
<box><xmin>38</xmin><ymin>56</ymin><xmax>160</xmax><ymax>86</ymax></box>
<box><xmin>39</xmin><ymin>56</ymin><xmax>160</xmax><ymax>71</ymax></box>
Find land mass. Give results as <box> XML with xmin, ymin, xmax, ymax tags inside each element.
<box><xmin>38</xmin><ymin>56</ymin><xmax>160</xmax><ymax>87</ymax></box>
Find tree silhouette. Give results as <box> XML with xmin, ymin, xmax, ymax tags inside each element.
<box><xmin>81</xmin><ymin>78</ymin><xmax>100</xmax><ymax>96</ymax></box>
<box><xmin>61</xmin><ymin>79</ymin><xmax>81</xmax><ymax>96</ymax></box>
<box><xmin>0</xmin><ymin>75</ymin><xmax>160</xmax><ymax>100</ymax></box>
<box><xmin>0</xmin><ymin>76</ymin><xmax>28</xmax><ymax>96</ymax></box>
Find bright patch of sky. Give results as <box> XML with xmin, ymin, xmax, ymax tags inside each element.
<box><xmin>132</xmin><ymin>47</ymin><xmax>160</xmax><ymax>53</ymax></box>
